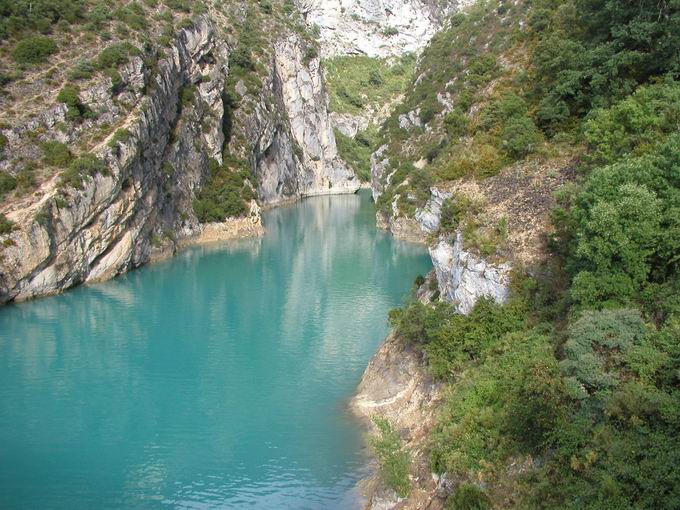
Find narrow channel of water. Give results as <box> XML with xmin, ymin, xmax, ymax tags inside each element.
<box><xmin>0</xmin><ymin>191</ymin><xmax>432</xmax><ymax>509</ymax></box>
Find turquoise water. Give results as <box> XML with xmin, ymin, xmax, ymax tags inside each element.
<box><xmin>0</xmin><ymin>191</ymin><xmax>431</xmax><ymax>509</ymax></box>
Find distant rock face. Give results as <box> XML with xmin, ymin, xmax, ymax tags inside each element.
<box><xmin>295</xmin><ymin>0</ymin><xmax>471</xmax><ymax>58</ymax></box>
<box><xmin>430</xmin><ymin>232</ymin><xmax>512</xmax><ymax>315</ymax></box>
<box><xmin>272</xmin><ymin>35</ymin><xmax>359</xmax><ymax>201</ymax></box>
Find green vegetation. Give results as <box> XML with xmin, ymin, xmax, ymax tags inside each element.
<box><xmin>108</xmin><ymin>128</ymin><xmax>131</xmax><ymax>148</ymax></box>
<box><xmin>193</xmin><ymin>157</ymin><xmax>255</xmax><ymax>222</ymax></box>
<box><xmin>41</xmin><ymin>141</ymin><xmax>72</xmax><ymax>167</ymax></box>
<box><xmin>11</xmin><ymin>36</ymin><xmax>58</xmax><ymax>64</ymax></box>
<box><xmin>383</xmin><ymin>1</ymin><xmax>680</xmax><ymax>507</ymax></box>
<box><xmin>57</xmin><ymin>85</ymin><xmax>89</xmax><ymax>121</ymax></box>
<box><xmin>59</xmin><ymin>153</ymin><xmax>108</xmax><ymax>189</ymax></box>
<box><xmin>333</xmin><ymin>126</ymin><xmax>378</xmax><ymax>182</ymax></box>
<box><xmin>0</xmin><ymin>171</ymin><xmax>17</xmax><ymax>197</ymax></box>
<box><xmin>96</xmin><ymin>42</ymin><xmax>140</xmax><ymax>69</ymax></box>
<box><xmin>324</xmin><ymin>54</ymin><xmax>415</xmax><ymax>115</ymax></box>
<box><xmin>0</xmin><ymin>0</ymin><xmax>85</xmax><ymax>40</ymax></box>
<box><xmin>446</xmin><ymin>484</ymin><xmax>491</xmax><ymax>510</ymax></box>
<box><xmin>0</xmin><ymin>213</ymin><xmax>15</xmax><ymax>235</ymax></box>
<box><xmin>370</xmin><ymin>417</ymin><xmax>411</xmax><ymax>498</ymax></box>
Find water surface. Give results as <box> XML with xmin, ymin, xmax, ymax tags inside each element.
<box><xmin>0</xmin><ymin>191</ymin><xmax>431</xmax><ymax>509</ymax></box>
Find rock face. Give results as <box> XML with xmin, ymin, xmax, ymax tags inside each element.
<box><xmin>294</xmin><ymin>0</ymin><xmax>471</xmax><ymax>58</ymax></box>
<box><xmin>264</xmin><ymin>35</ymin><xmax>359</xmax><ymax>203</ymax></box>
<box><xmin>0</xmin><ymin>19</ymin><xmax>357</xmax><ymax>304</ymax></box>
<box><xmin>351</xmin><ymin>332</ymin><xmax>445</xmax><ymax>510</ymax></box>
<box><xmin>415</xmin><ymin>187</ymin><xmax>452</xmax><ymax>234</ymax></box>
<box><xmin>430</xmin><ymin>232</ymin><xmax>512</xmax><ymax>315</ymax></box>
<box><xmin>0</xmin><ymin>18</ymin><xmax>223</xmax><ymax>303</ymax></box>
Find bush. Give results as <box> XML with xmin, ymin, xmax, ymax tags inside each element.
<box><xmin>57</xmin><ymin>86</ymin><xmax>88</xmax><ymax>121</ymax></box>
<box><xmin>12</xmin><ymin>36</ymin><xmax>57</xmax><ymax>64</ymax></box>
<box><xmin>446</xmin><ymin>484</ymin><xmax>491</xmax><ymax>510</ymax></box>
<box><xmin>0</xmin><ymin>213</ymin><xmax>15</xmax><ymax>235</ymax></box>
<box><xmin>370</xmin><ymin>417</ymin><xmax>411</xmax><ymax>498</ymax></box>
<box><xmin>439</xmin><ymin>194</ymin><xmax>480</xmax><ymax>234</ymax></box>
<box><xmin>68</xmin><ymin>61</ymin><xmax>96</xmax><ymax>81</ymax></box>
<box><xmin>59</xmin><ymin>153</ymin><xmax>108</xmax><ymax>189</ymax></box>
<box><xmin>0</xmin><ymin>133</ymin><xmax>8</xmax><ymax>159</ymax></box>
<box><xmin>443</xmin><ymin>109</ymin><xmax>469</xmax><ymax>137</ymax></box>
<box><xmin>501</xmin><ymin>115</ymin><xmax>543</xmax><ymax>159</ymax></box>
<box><xmin>584</xmin><ymin>80</ymin><xmax>680</xmax><ymax>166</ymax></box>
<box><xmin>108</xmin><ymin>128</ymin><xmax>131</xmax><ymax>148</ymax></box>
<box><xmin>96</xmin><ymin>43</ymin><xmax>139</xmax><ymax>69</ymax></box>
<box><xmin>561</xmin><ymin>308</ymin><xmax>647</xmax><ymax>395</ymax></box>
<box><xmin>0</xmin><ymin>171</ymin><xmax>17</xmax><ymax>196</ymax></box>
<box><xmin>41</xmin><ymin>141</ymin><xmax>72</xmax><ymax>167</ymax></box>
<box><xmin>193</xmin><ymin>158</ymin><xmax>253</xmax><ymax>222</ymax></box>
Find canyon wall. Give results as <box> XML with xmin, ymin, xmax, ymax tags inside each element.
<box><xmin>0</xmin><ymin>17</ymin><xmax>357</xmax><ymax>304</ymax></box>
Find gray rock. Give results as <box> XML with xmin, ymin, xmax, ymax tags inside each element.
<box><xmin>415</xmin><ymin>187</ymin><xmax>452</xmax><ymax>234</ymax></box>
<box><xmin>295</xmin><ymin>0</ymin><xmax>474</xmax><ymax>58</ymax></box>
<box><xmin>429</xmin><ymin>232</ymin><xmax>512</xmax><ymax>314</ymax></box>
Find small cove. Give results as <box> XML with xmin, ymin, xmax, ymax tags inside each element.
<box><xmin>0</xmin><ymin>191</ymin><xmax>432</xmax><ymax>509</ymax></box>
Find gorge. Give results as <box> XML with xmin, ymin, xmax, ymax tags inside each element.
<box><xmin>1</xmin><ymin>0</ymin><xmax>679</xmax><ymax>508</ymax></box>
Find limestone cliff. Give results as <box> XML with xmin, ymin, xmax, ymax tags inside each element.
<box><xmin>0</xmin><ymin>15</ymin><xmax>357</xmax><ymax>304</ymax></box>
<box><xmin>295</xmin><ymin>0</ymin><xmax>473</xmax><ymax>58</ymax></box>
<box><xmin>252</xmin><ymin>34</ymin><xmax>359</xmax><ymax>204</ymax></box>
<box><xmin>352</xmin><ymin>332</ymin><xmax>446</xmax><ymax>510</ymax></box>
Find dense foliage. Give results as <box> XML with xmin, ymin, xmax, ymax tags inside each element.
<box><xmin>384</xmin><ymin>0</ymin><xmax>680</xmax><ymax>508</ymax></box>
<box><xmin>193</xmin><ymin>158</ymin><xmax>256</xmax><ymax>222</ymax></box>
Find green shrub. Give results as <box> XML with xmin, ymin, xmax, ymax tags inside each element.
<box><xmin>501</xmin><ymin>115</ymin><xmax>543</xmax><ymax>159</ymax></box>
<box><xmin>68</xmin><ymin>61</ymin><xmax>96</xmax><ymax>81</ymax></box>
<box><xmin>0</xmin><ymin>171</ymin><xmax>17</xmax><ymax>196</ymax></box>
<box><xmin>0</xmin><ymin>213</ymin><xmax>15</xmax><ymax>235</ymax></box>
<box><xmin>57</xmin><ymin>86</ymin><xmax>88</xmax><ymax>121</ymax></box>
<box><xmin>108</xmin><ymin>128</ymin><xmax>131</xmax><ymax>147</ymax></box>
<box><xmin>439</xmin><ymin>194</ymin><xmax>480</xmax><ymax>234</ymax></box>
<box><xmin>584</xmin><ymin>80</ymin><xmax>680</xmax><ymax>166</ymax></box>
<box><xmin>12</xmin><ymin>36</ymin><xmax>57</xmax><ymax>64</ymax></box>
<box><xmin>561</xmin><ymin>308</ymin><xmax>647</xmax><ymax>395</ymax></box>
<box><xmin>41</xmin><ymin>141</ymin><xmax>72</xmax><ymax>167</ymax></box>
<box><xmin>438</xmin><ymin>143</ymin><xmax>504</xmax><ymax>180</ymax></box>
<box><xmin>446</xmin><ymin>484</ymin><xmax>491</xmax><ymax>510</ymax></box>
<box><xmin>370</xmin><ymin>417</ymin><xmax>411</xmax><ymax>498</ymax></box>
<box><xmin>193</xmin><ymin>157</ymin><xmax>253</xmax><ymax>222</ymax></box>
<box><xmin>303</xmin><ymin>45</ymin><xmax>318</xmax><ymax>65</ymax></box>
<box><xmin>443</xmin><ymin>109</ymin><xmax>469</xmax><ymax>137</ymax></box>
<box><xmin>59</xmin><ymin>154</ymin><xmax>108</xmax><ymax>189</ymax></box>
<box><xmin>259</xmin><ymin>1</ymin><xmax>273</xmax><ymax>14</ymax></box>
<box><xmin>0</xmin><ymin>133</ymin><xmax>8</xmax><ymax>159</ymax></box>
<box><xmin>96</xmin><ymin>42</ymin><xmax>140</xmax><ymax>69</ymax></box>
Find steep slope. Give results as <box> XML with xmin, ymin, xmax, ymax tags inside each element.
<box><xmin>0</xmin><ymin>0</ymin><xmax>358</xmax><ymax>303</ymax></box>
<box><xmin>355</xmin><ymin>0</ymin><xmax>680</xmax><ymax>508</ymax></box>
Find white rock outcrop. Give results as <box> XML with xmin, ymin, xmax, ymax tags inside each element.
<box><xmin>415</xmin><ymin>187</ymin><xmax>452</xmax><ymax>234</ymax></box>
<box><xmin>295</xmin><ymin>0</ymin><xmax>472</xmax><ymax>58</ymax></box>
<box><xmin>430</xmin><ymin>232</ymin><xmax>512</xmax><ymax>315</ymax></box>
<box><xmin>274</xmin><ymin>35</ymin><xmax>359</xmax><ymax>199</ymax></box>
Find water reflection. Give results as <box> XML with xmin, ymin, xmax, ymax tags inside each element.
<box><xmin>0</xmin><ymin>191</ymin><xmax>431</xmax><ymax>509</ymax></box>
